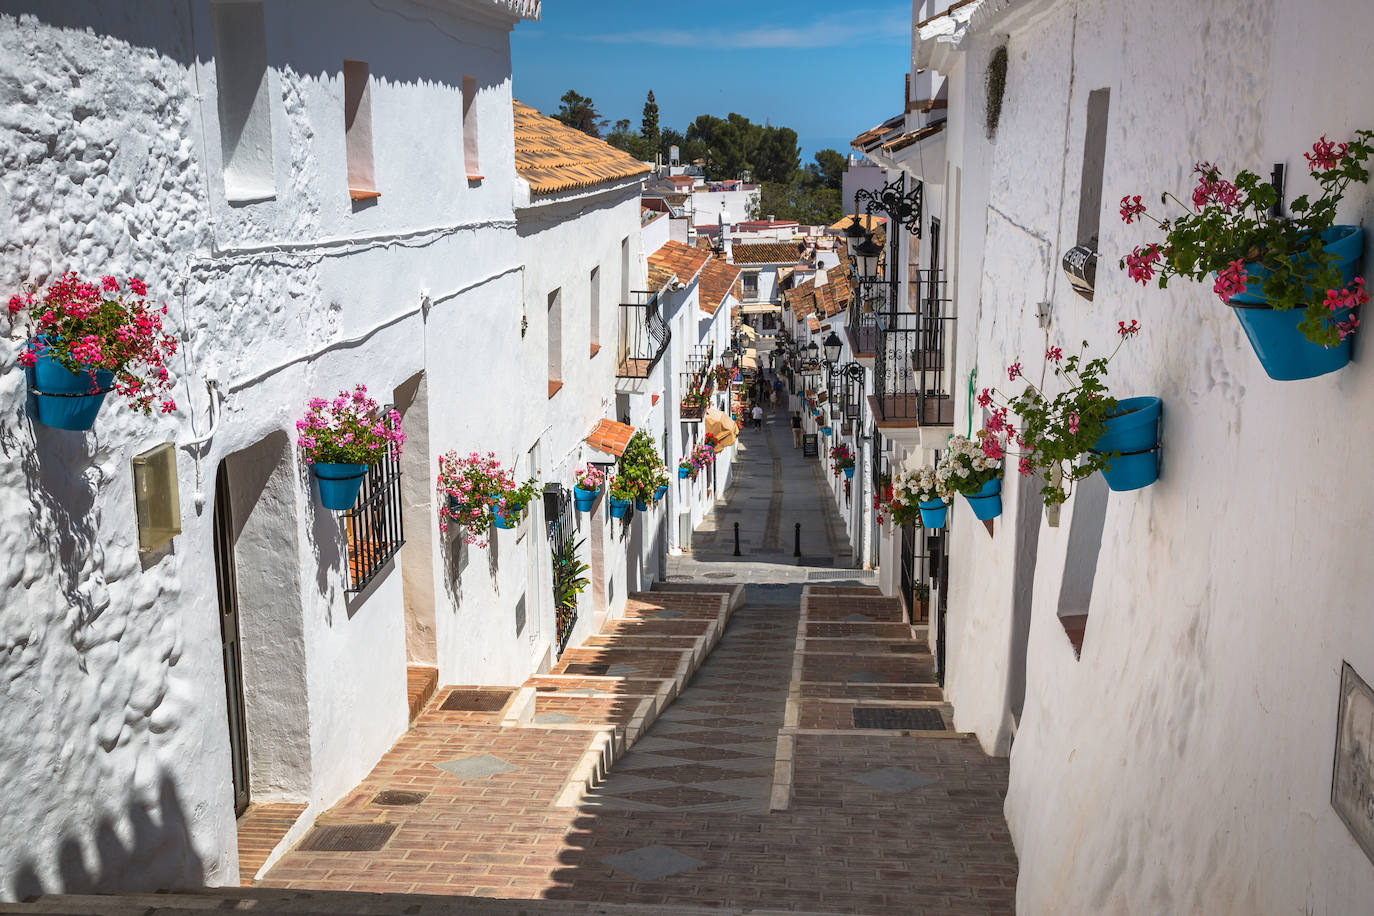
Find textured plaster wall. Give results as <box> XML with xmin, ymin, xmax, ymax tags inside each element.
<box><xmin>0</xmin><ymin>0</ymin><xmax>529</xmax><ymax>897</ymax></box>
<box><xmin>936</xmin><ymin>0</ymin><xmax>1374</xmax><ymax>911</ymax></box>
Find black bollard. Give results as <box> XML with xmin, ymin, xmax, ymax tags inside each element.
<box><xmin>733</xmin><ymin>521</ymin><xmax>741</xmax><ymax>557</ymax></box>
<box><xmin>794</xmin><ymin>522</ymin><xmax>802</xmax><ymax>564</ymax></box>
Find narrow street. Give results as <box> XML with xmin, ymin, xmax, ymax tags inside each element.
<box><xmin>254</xmin><ymin>408</ymin><xmax>1017</xmax><ymax>914</ymax></box>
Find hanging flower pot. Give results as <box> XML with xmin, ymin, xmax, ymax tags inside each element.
<box><xmin>820</xmin><ymin>426</ymin><xmax>832</xmax><ymax>436</ymax></box>
<box><xmin>843</xmin><ymin>466</ymin><xmax>855</xmax><ymax>480</ymax></box>
<box><xmin>653</xmin><ymin>484</ymin><xmax>668</xmax><ymax>500</ymax></box>
<box><xmin>918</xmin><ymin>498</ymin><xmax>948</xmax><ymax>529</ymax></box>
<box><xmin>573</xmin><ymin>465</ymin><xmax>606</xmax><ymax>513</ymax></box>
<box><xmin>1091</xmin><ymin>396</ymin><xmax>1162</xmax><ymax>492</ymax></box>
<box><xmin>574</xmin><ymin>485</ymin><xmax>600</xmax><ymax>513</ymax></box>
<box><xmin>608</xmin><ymin>497</ymin><xmax>631</xmax><ymax>519</ymax></box>
<box><xmin>678</xmin><ymin>463</ymin><xmax>693</xmax><ymax>479</ymax></box>
<box><xmin>491</xmin><ymin>501</ymin><xmax>525</xmax><ymax>529</ymax></box>
<box><xmin>313</xmin><ymin>462</ymin><xmax>369</xmax><ymax>511</ymax></box>
<box><xmin>635</xmin><ymin>498</ymin><xmax>649</xmax><ymax>512</ymax></box>
<box><xmin>962</xmin><ymin>477</ymin><xmax>1003</xmax><ymax>521</ymax></box>
<box><xmin>27</xmin><ymin>339</ymin><xmax>114</xmax><ymax>431</ymax></box>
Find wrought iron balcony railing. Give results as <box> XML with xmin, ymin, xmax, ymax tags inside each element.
<box><xmin>872</xmin><ymin>268</ymin><xmax>955</xmax><ymax>426</ymax></box>
<box><xmin>616</xmin><ymin>291</ymin><xmax>670</xmax><ymax>379</ymax></box>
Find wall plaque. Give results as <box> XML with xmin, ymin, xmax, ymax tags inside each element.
<box><xmin>1332</xmin><ymin>661</ymin><xmax>1374</xmax><ymax>866</ymax></box>
<box><xmin>802</xmin><ymin>434</ymin><xmax>818</xmax><ymax>458</ymax></box>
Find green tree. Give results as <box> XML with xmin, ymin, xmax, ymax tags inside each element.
<box><xmin>807</xmin><ymin>149</ymin><xmax>847</xmax><ymax>190</ymax></box>
<box><xmin>606</xmin><ymin>119</ymin><xmax>653</xmax><ymax>160</ymax></box>
<box><xmin>754</xmin><ymin>126</ymin><xmax>801</xmax><ymax>183</ymax></box>
<box><xmin>641</xmin><ymin>90</ymin><xmax>660</xmax><ymax>145</ymax></box>
<box><xmin>752</xmin><ymin>180</ymin><xmax>842</xmax><ymax>226</ymax></box>
<box><xmin>556</xmin><ymin>89</ymin><xmax>604</xmax><ymax>138</ymax></box>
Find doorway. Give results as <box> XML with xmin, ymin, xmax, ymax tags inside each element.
<box><xmin>213</xmin><ymin>465</ymin><xmax>250</xmax><ymax>817</ymax></box>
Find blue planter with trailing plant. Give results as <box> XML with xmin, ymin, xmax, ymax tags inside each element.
<box><xmin>491</xmin><ymin>501</ymin><xmax>524</xmax><ymax>529</ymax></box>
<box><xmin>608</xmin><ymin>496</ymin><xmax>631</xmax><ymax>519</ymax></box>
<box><xmin>842</xmin><ymin>466</ymin><xmax>855</xmax><ymax>479</ymax></box>
<box><xmin>574</xmin><ymin>485</ymin><xmax>600</xmax><ymax>513</ymax></box>
<box><xmin>1226</xmin><ymin>225</ymin><xmax>1362</xmax><ymax>380</ymax></box>
<box><xmin>635</xmin><ymin>498</ymin><xmax>649</xmax><ymax>512</ymax></box>
<box><xmin>1091</xmin><ymin>396</ymin><xmax>1162</xmax><ymax>492</ymax></box>
<box><xmin>918</xmin><ymin>498</ymin><xmax>948</xmax><ymax>530</ymax></box>
<box><xmin>313</xmin><ymin>462</ymin><xmax>369</xmax><ymax>511</ymax></box>
<box><xmin>653</xmin><ymin>484</ymin><xmax>668</xmax><ymax>500</ymax></box>
<box><xmin>820</xmin><ymin>426</ymin><xmax>832</xmax><ymax>436</ymax></box>
<box><xmin>962</xmin><ymin>476</ymin><xmax>1003</xmax><ymax>521</ymax></box>
<box><xmin>678</xmin><ymin>465</ymin><xmax>692</xmax><ymax>479</ymax></box>
<box><xmin>27</xmin><ymin>338</ymin><xmax>115</xmax><ymax>431</ymax></box>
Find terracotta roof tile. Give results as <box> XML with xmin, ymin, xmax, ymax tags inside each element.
<box><xmin>585</xmin><ymin>418</ymin><xmax>636</xmax><ymax>458</ymax></box>
<box><xmin>647</xmin><ymin>240</ymin><xmax>712</xmax><ymax>289</ymax></box>
<box><xmin>698</xmin><ymin>258</ymin><xmax>742</xmax><ymax>316</ymax></box>
<box><xmin>513</xmin><ymin>101</ymin><xmax>650</xmax><ymax>196</ymax></box>
<box><xmin>730</xmin><ymin>241</ymin><xmax>807</xmax><ymax>265</ymax></box>
<box><xmin>647</xmin><ymin>264</ymin><xmax>677</xmax><ymax>293</ymax></box>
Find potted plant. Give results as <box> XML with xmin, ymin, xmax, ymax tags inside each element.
<box><xmin>942</xmin><ymin>434</ymin><xmax>1004</xmax><ymax>521</ymax></box>
<box><xmin>890</xmin><ymin>463</ymin><xmax>953</xmax><ymax>530</ymax></box>
<box><xmin>831</xmin><ymin>443</ymin><xmax>856</xmax><ymax>479</ymax></box>
<box><xmin>554</xmin><ymin>536</ymin><xmax>590</xmax><ymax>643</ymax></box>
<box><xmin>689</xmin><ymin>441</ymin><xmax>715</xmax><ymax>472</ymax></box>
<box><xmin>914</xmin><ymin>582</ymin><xmax>930</xmax><ymax>621</ymax></box>
<box><xmin>1120</xmin><ymin>131</ymin><xmax>1372</xmax><ymax>380</ymax></box>
<box><xmin>573</xmin><ymin>465</ymin><xmax>605</xmax><ymax>513</ymax></box>
<box><xmin>297</xmin><ymin>385</ymin><xmax>405</xmax><ymax>511</ymax></box>
<box><xmin>679</xmin><ymin>459</ymin><xmax>696</xmax><ymax>480</ymax></box>
<box><xmin>978</xmin><ymin>322</ymin><xmax>1159</xmax><ymax>509</ymax></box>
<box><xmin>651</xmin><ymin>469</ymin><xmax>670</xmax><ymax>502</ymax></box>
<box><xmin>681</xmin><ymin>390</ymin><xmax>707</xmax><ymax>419</ymax></box>
<box><xmin>10</xmin><ymin>272</ymin><xmax>178</xmax><ymax>430</ymax></box>
<box><xmin>492</xmin><ymin>476</ymin><xmax>541</xmax><ymax>529</ymax></box>
<box><xmin>607</xmin><ymin>474</ymin><xmax>636</xmax><ymax>518</ymax></box>
<box><xmin>437</xmin><ymin>451</ymin><xmax>518</xmax><ymax>546</ymax></box>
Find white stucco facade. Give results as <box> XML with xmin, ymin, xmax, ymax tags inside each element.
<box><xmin>870</xmin><ymin>0</ymin><xmax>1374</xmax><ymax>912</ymax></box>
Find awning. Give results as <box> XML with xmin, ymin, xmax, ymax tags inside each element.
<box><xmin>740</xmin><ymin>303</ymin><xmax>782</xmax><ymax>314</ymax></box>
<box><xmin>585</xmin><ymin>418</ymin><xmax>635</xmax><ymax>458</ymax></box>
<box><xmin>739</xmin><ymin>351</ymin><xmax>760</xmax><ymax>370</ymax></box>
<box><xmin>738</xmin><ymin>322</ymin><xmax>759</xmax><ymax>340</ymax></box>
<box><xmin>704</xmin><ymin>408</ymin><xmax>738</xmax><ymax>449</ymax></box>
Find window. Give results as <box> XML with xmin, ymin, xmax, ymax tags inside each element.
<box><xmin>547</xmin><ymin>289</ymin><xmax>562</xmax><ymax>398</ymax></box>
<box><xmin>462</xmin><ymin>75</ymin><xmax>481</xmax><ymax>180</ymax></box>
<box><xmin>742</xmin><ymin>271</ymin><xmax>759</xmax><ymax>300</ymax></box>
<box><xmin>343</xmin><ymin>59</ymin><xmax>377</xmax><ymax>200</ymax></box>
<box><xmin>211</xmin><ymin>0</ymin><xmax>274</xmax><ymax>202</ymax></box>
<box><xmin>589</xmin><ymin>267</ymin><xmax>601</xmax><ymax>355</ymax></box>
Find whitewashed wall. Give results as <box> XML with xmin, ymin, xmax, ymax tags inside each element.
<box><xmin>933</xmin><ymin>0</ymin><xmax>1374</xmax><ymax>912</ymax></box>
<box><xmin>841</xmin><ymin>156</ymin><xmax>889</xmax><ymax>212</ymax></box>
<box><xmin>0</xmin><ymin>0</ymin><xmax>531</xmax><ymax>897</ymax></box>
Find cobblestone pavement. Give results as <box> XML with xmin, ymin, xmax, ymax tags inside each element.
<box><xmin>261</xmin><ymin>410</ymin><xmax>1017</xmax><ymax>914</ymax></box>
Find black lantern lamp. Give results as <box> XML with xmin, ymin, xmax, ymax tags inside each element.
<box><xmin>855</xmin><ymin>235</ymin><xmax>882</xmax><ymax>281</ymax></box>
<box><xmin>721</xmin><ymin>348</ymin><xmax>737</xmax><ymax>370</ymax></box>
<box><xmin>823</xmin><ymin>331</ymin><xmax>843</xmax><ymax>366</ymax></box>
<box><xmin>804</xmin><ymin>340</ymin><xmax>820</xmax><ymax>365</ymax></box>
<box><xmin>843</xmin><ymin>215</ymin><xmax>868</xmax><ymax>257</ymax></box>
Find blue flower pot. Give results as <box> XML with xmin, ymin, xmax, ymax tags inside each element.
<box><xmin>918</xmin><ymin>499</ymin><xmax>948</xmax><ymax>530</ymax></box>
<box><xmin>678</xmin><ymin>466</ymin><xmax>692</xmax><ymax>479</ymax></box>
<box><xmin>574</xmin><ymin>485</ymin><xmax>600</xmax><ymax>513</ymax></box>
<box><xmin>313</xmin><ymin>462</ymin><xmax>369</xmax><ymax>511</ymax></box>
<box><xmin>653</xmin><ymin>484</ymin><xmax>668</xmax><ymax>500</ymax></box>
<box><xmin>608</xmin><ymin>497</ymin><xmax>631</xmax><ymax>519</ymax></box>
<box><xmin>1091</xmin><ymin>396</ymin><xmax>1162</xmax><ymax>492</ymax></box>
<box><xmin>635</xmin><ymin>498</ymin><xmax>649</xmax><ymax>512</ymax></box>
<box><xmin>492</xmin><ymin>502</ymin><xmax>525</xmax><ymax>529</ymax></box>
<box><xmin>842</xmin><ymin>466</ymin><xmax>855</xmax><ymax>479</ymax></box>
<box><xmin>963</xmin><ymin>477</ymin><xmax>1003</xmax><ymax>521</ymax></box>
<box><xmin>27</xmin><ymin>339</ymin><xmax>115</xmax><ymax>431</ymax></box>
<box><xmin>1226</xmin><ymin>225</ymin><xmax>1362</xmax><ymax>380</ymax></box>
<box><xmin>821</xmin><ymin>426</ymin><xmax>832</xmax><ymax>436</ymax></box>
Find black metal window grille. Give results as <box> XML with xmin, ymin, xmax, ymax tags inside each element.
<box><xmin>343</xmin><ymin>427</ymin><xmax>405</xmax><ymax>593</ymax></box>
<box><xmin>616</xmin><ymin>291</ymin><xmax>670</xmax><ymax>378</ymax></box>
<box><xmin>544</xmin><ymin>484</ymin><xmax>579</xmax><ymax>655</ymax></box>
<box><xmin>873</xmin><ymin>268</ymin><xmax>954</xmax><ymax>424</ymax></box>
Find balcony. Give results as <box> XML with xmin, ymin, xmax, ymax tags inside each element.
<box><xmin>615</xmin><ymin>291</ymin><xmax>670</xmax><ymax>384</ymax></box>
<box><xmin>869</xmin><ymin>269</ymin><xmax>955</xmax><ymax>435</ymax></box>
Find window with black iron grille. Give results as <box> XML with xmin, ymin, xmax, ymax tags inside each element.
<box><xmin>343</xmin><ymin>424</ymin><xmax>405</xmax><ymax>593</ymax></box>
<box><xmin>544</xmin><ymin>483</ymin><xmax>580</xmax><ymax>654</ymax></box>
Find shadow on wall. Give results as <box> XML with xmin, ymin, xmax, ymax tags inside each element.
<box><xmin>6</xmin><ymin>771</ymin><xmax>204</xmax><ymax>901</ymax></box>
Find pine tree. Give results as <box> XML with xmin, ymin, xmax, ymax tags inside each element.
<box><xmin>641</xmin><ymin>90</ymin><xmax>660</xmax><ymax>145</ymax></box>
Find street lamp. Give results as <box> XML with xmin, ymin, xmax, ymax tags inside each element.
<box><xmin>823</xmin><ymin>331</ymin><xmax>843</xmax><ymax>366</ymax></box>
<box><xmin>804</xmin><ymin>340</ymin><xmax>819</xmax><ymax>364</ymax></box>
<box><xmin>721</xmin><ymin>348</ymin><xmax>736</xmax><ymax>370</ymax></box>
<box><xmin>855</xmin><ymin>235</ymin><xmax>882</xmax><ymax>281</ymax></box>
<box><xmin>843</xmin><ymin>215</ymin><xmax>868</xmax><ymax>257</ymax></box>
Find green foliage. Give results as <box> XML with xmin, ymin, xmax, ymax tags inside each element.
<box><xmin>986</xmin><ymin>46</ymin><xmax>1008</xmax><ymax>138</ymax></box>
<box><xmin>641</xmin><ymin>90</ymin><xmax>660</xmax><ymax>145</ymax></box>
<box><xmin>615</xmin><ymin>430</ymin><xmax>667</xmax><ymax>501</ymax></box>
<box><xmin>553</xmin><ymin>537</ymin><xmax>590</xmax><ymax>611</ymax></box>
<box><xmin>555</xmin><ymin>89</ymin><xmax>605</xmax><ymax>138</ymax></box>
<box><xmin>806</xmin><ymin>149</ymin><xmax>847</xmax><ymax>191</ymax></box>
<box><xmin>753</xmin><ymin>180</ymin><xmax>841</xmax><ymax>226</ymax></box>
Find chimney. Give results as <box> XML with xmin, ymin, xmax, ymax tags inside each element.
<box><xmin>767</xmin><ymin>214</ymin><xmax>775</xmax><ymax>222</ymax></box>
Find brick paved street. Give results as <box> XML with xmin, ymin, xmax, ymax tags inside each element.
<box><xmin>258</xmin><ymin>410</ymin><xmax>1017</xmax><ymax>914</ymax></box>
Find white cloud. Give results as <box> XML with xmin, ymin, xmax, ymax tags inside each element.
<box><xmin>581</xmin><ymin>11</ymin><xmax>909</xmax><ymax>50</ymax></box>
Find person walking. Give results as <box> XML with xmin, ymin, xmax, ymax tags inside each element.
<box><xmin>768</xmin><ymin>387</ymin><xmax>778</xmax><ymax>413</ymax></box>
<box><xmin>790</xmin><ymin>412</ymin><xmax>802</xmax><ymax>447</ymax></box>
<box><xmin>751</xmin><ymin>404</ymin><xmax>764</xmax><ymax>429</ymax></box>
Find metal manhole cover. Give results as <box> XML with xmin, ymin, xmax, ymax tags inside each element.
<box><xmin>564</xmin><ymin>663</ymin><xmax>610</xmax><ymax>676</ymax></box>
<box><xmin>440</xmin><ymin>689</ymin><xmax>513</xmax><ymax>712</ymax></box>
<box><xmin>852</xmin><ymin>707</ymin><xmax>944</xmax><ymax>730</ymax></box>
<box><xmin>299</xmin><ymin>823</ymin><xmax>397</xmax><ymax>852</ymax></box>
<box><xmin>372</xmin><ymin>790</ymin><xmax>428</xmax><ymax>806</ymax></box>
<box><xmin>704</xmin><ymin>572</ymin><xmax>736</xmax><ymax>579</ymax></box>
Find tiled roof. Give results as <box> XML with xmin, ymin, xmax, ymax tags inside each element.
<box><xmin>730</xmin><ymin>241</ymin><xmax>806</xmax><ymax>265</ymax></box>
<box><xmin>513</xmin><ymin>101</ymin><xmax>650</xmax><ymax>196</ymax></box>
<box><xmin>786</xmin><ymin>258</ymin><xmax>852</xmax><ymax>322</ymax></box>
<box><xmin>647</xmin><ymin>240</ymin><xmax>712</xmax><ymax>290</ymax></box>
<box><xmin>647</xmin><ymin>264</ymin><xmax>677</xmax><ymax>293</ymax></box>
<box><xmin>698</xmin><ymin>258</ymin><xmax>742</xmax><ymax>316</ymax></box>
<box><xmin>882</xmin><ymin>120</ymin><xmax>946</xmax><ymax>153</ymax></box>
<box><xmin>851</xmin><ymin>114</ymin><xmax>905</xmax><ymax>151</ymax></box>
<box><xmin>585</xmin><ymin>418</ymin><xmax>635</xmax><ymax>458</ymax></box>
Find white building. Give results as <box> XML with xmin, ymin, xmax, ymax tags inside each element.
<box><xmin>840</xmin><ymin>153</ymin><xmax>890</xmax><ymax>214</ymax></box>
<box><xmin>857</xmin><ymin>0</ymin><xmax>1374</xmax><ymax>912</ymax></box>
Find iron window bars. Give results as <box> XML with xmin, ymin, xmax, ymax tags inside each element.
<box><xmin>616</xmin><ymin>290</ymin><xmax>670</xmax><ymax>379</ymax></box>
<box><xmin>872</xmin><ymin>268</ymin><xmax>955</xmax><ymax>424</ymax></box>
<box><xmin>544</xmin><ymin>483</ymin><xmax>579</xmax><ymax>655</ymax></box>
<box><xmin>343</xmin><ymin>429</ymin><xmax>405</xmax><ymax>593</ymax></box>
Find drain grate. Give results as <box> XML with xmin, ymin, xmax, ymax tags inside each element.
<box><xmin>704</xmin><ymin>572</ymin><xmax>736</xmax><ymax>579</ymax></box>
<box><xmin>807</xmin><ymin>569</ymin><xmax>875</xmax><ymax>580</ymax></box>
<box><xmin>563</xmin><ymin>663</ymin><xmax>610</xmax><ymax>676</ymax></box>
<box><xmin>852</xmin><ymin>707</ymin><xmax>945</xmax><ymax>731</ymax></box>
<box><xmin>372</xmin><ymin>790</ymin><xmax>428</xmax><ymax>806</ymax></box>
<box><xmin>440</xmin><ymin>689</ymin><xmax>513</xmax><ymax>712</ymax></box>
<box><xmin>299</xmin><ymin>823</ymin><xmax>397</xmax><ymax>852</ymax></box>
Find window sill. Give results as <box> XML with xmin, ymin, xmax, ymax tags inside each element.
<box><xmin>466</xmin><ymin>173</ymin><xmax>484</xmax><ymax>182</ymax></box>
<box><xmin>349</xmin><ymin>188</ymin><xmax>381</xmax><ymax>201</ymax></box>
<box><xmin>589</xmin><ymin>343</ymin><xmax>601</xmax><ymax>359</ymax></box>
<box><xmin>548</xmin><ymin>380</ymin><xmax>563</xmax><ymax>399</ymax></box>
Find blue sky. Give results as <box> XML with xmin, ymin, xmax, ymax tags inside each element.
<box><xmin>511</xmin><ymin>1</ymin><xmax>910</xmax><ymax>164</ymax></box>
